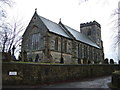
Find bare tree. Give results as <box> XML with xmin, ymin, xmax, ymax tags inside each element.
<box><xmin>0</xmin><ymin>0</ymin><xmax>13</xmax><ymax>19</ymax></box>
<box><xmin>0</xmin><ymin>18</ymin><xmax>25</xmax><ymax>54</ymax></box>
<box><xmin>0</xmin><ymin>0</ymin><xmax>25</xmax><ymax>61</ymax></box>
<box><xmin>0</xmin><ymin>0</ymin><xmax>13</xmax><ymax>6</ymax></box>
<box><xmin>0</xmin><ymin>0</ymin><xmax>14</xmax><ymax>52</ymax></box>
<box><xmin>0</xmin><ymin>24</ymin><xmax>8</xmax><ymax>52</ymax></box>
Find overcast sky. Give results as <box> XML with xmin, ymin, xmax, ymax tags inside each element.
<box><xmin>7</xmin><ymin>0</ymin><xmax>119</xmax><ymax>62</ymax></box>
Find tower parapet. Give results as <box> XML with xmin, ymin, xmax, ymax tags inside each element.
<box><xmin>80</xmin><ymin>21</ymin><xmax>102</xmax><ymax>48</ymax></box>
<box><xmin>80</xmin><ymin>21</ymin><xmax>101</xmax><ymax>28</ymax></box>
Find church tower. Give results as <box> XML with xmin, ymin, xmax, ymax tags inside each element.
<box><xmin>80</xmin><ymin>21</ymin><xmax>102</xmax><ymax>48</ymax></box>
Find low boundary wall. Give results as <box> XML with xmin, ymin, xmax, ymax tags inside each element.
<box><xmin>2</xmin><ymin>62</ymin><xmax>120</xmax><ymax>85</ymax></box>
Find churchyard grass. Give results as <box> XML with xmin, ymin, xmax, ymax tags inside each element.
<box><xmin>113</xmin><ymin>71</ymin><xmax>120</xmax><ymax>74</ymax></box>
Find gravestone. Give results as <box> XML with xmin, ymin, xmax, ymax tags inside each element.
<box><xmin>12</xmin><ymin>45</ymin><xmax>16</xmax><ymax>56</ymax></box>
<box><xmin>2</xmin><ymin>51</ymin><xmax>12</xmax><ymax>62</ymax></box>
<box><xmin>23</xmin><ymin>50</ymin><xmax>27</xmax><ymax>62</ymax></box>
<box><xmin>110</xmin><ymin>59</ymin><xmax>114</xmax><ymax>64</ymax></box>
<box><xmin>118</xmin><ymin>60</ymin><xmax>120</xmax><ymax>64</ymax></box>
<box><xmin>35</xmin><ymin>54</ymin><xmax>39</xmax><ymax>62</ymax></box>
<box><xmin>60</xmin><ymin>57</ymin><xmax>64</xmax><ymax>63</ymax></box>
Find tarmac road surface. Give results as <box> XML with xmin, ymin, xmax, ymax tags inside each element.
<box><xmin>3</xmin><ymin>76</ymin><xmax>113</xmax><ymax>90</ymax></box>
<box><xmin>42</xmin><ymin>76</ymin><xmax>112</xmax><ymax>89</ymax></box>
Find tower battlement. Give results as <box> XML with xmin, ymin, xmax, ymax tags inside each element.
<box><xmin>80</xmin><ymin>20</ymin><xmax>102</xmax><ymax>48</ymax></box>
<box><xmin>80</xmin><ymin>21</ymin><xmax>101</xmax><ymax>28</ymax></box>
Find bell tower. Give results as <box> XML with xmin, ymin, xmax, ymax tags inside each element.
<box><xmin>80</xmin><ymin>21</ymin><xmax>102</xmax><ymax>48</ymax></box>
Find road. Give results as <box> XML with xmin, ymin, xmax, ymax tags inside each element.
<box><xmin>42</xmin><ymin>76</ymin><xmax>112</xmax><ymax>89</ymax></box>
<box><xmin>3</xmin><ymin>76</ymin><xmax>112</xmax><ymax>90</ymax></box>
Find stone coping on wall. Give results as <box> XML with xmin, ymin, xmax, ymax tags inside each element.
<box><xmin>2</xmin><ymin>62</ymin><xmax>120</xmax><ymax>66</ymax></box>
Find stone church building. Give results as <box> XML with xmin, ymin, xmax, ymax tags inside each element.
<box><xmin>21</xmin><ymin>9</ymin><xmax>104</xmax><ymax>64</ymax></box>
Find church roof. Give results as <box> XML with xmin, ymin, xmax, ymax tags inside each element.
<box><xmin>64</xmin><ymin>25</ymin><xmax>99</xmax><ymax>48</ymax></box>
<box><xmin>39</xmin><ymin>15</ymin><xmax>99</xmax><ymax>48</ymax></box>
<box><xmin>40</xmin><ymin>16</ymin><xmax>70</xmax><ymax>39</ymax></box>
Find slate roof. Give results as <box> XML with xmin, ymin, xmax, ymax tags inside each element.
<box><xmin>65</xmin><ymin>25</ymin><xmax>100</xmax><ymax>48</ymax></box>
<box><xmin>40</xmin><ymin>16</ymin><xmax>70</xmax><ymax>38</ymax></box>
<box><xmin>39</xmin><ymin>16</ymin><xmax>100</xmax><ymax>48</ymax></box>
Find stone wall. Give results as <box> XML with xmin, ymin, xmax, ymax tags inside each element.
<box><xmin>48</xmin><ymin>33</ymin><xmax>73</xmax><ymax>64</ymax></box>
<box><xmin>48</xmin><ymin>32</ymin><xmax>104</xmax><ymax>64</ymax></box>
<box><xmin>2</xmin><ymin>62</ymin><xmax>120</xmax><ymax>86</ymax></box>
<box><xmin>112</xmin><ymin>71</ymin><xmax>120</xmax><ymax>88</ymax></box>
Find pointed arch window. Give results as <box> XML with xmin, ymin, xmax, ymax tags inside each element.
<box><xmin>55</xmin><ymin>38</ymin><xmax>58</xmax><ymax>51</ymax></box>
<box><xmin>78</xmin><ymin>43</ymin><xmax>82</xmax><ymax>58</ymax></box>
<box><xmin>31</xmin><ymin>33</ymin><xmax>41</xmax><ymax>50</ymax></box>
<box><xmin>64</xmin><ymin>40</ymin><xmax>67</xmax><ymax>52</ymax></box>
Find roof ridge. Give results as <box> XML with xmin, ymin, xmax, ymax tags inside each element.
<box><xmin>59</xmin><ymin>22</ymin><xmax>75</xmax><ymax>39</ymax></box>
<box><xmin>39</xmin><ymin>15</ymin><xmax>58</xmax><ymax>25</ymax></box>
<box><xmin>65</xmin><ymin>25</ymin><xmax>80</xmax><ymax>33</ymax></box>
